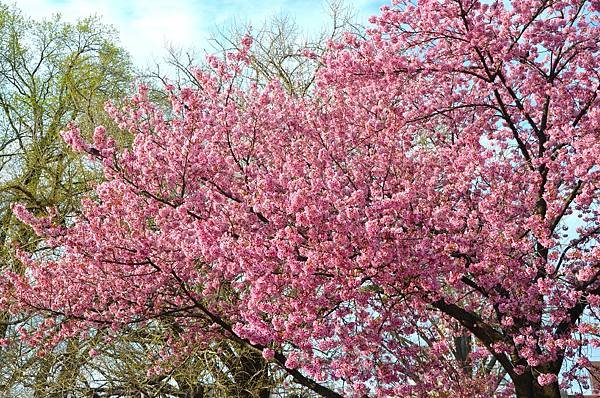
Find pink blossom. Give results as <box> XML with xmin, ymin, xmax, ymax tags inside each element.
<box><xmin>537</xmin><ymin>373</ymin><xmax>558</xmax><ymax>386</ymax></box>
<box><xmin>262</xmin><ymin>348</ymin><xmax>275</xmax><ymax>361</ymax></box>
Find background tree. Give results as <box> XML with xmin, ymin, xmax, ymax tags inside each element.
<box><xmin>144</xmin><ymin>0</ymin><xmax>358</xmax><ymax>98</ymax></box>
<box><xmin>0</xmin><ymin>4</ymin><xmax>134</xmax><ymax>396</ymax></box>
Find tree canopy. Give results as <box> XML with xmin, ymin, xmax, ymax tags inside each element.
<box><xmin>5</xmin><ymin>1</ymin><xmax>600</xmax><ymax>397</ymax></box>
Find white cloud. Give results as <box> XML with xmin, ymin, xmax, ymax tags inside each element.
<box><xmin>13</xmin><ymin>0</ymin><xmax>385</xmax><ymax>66</ymax></box>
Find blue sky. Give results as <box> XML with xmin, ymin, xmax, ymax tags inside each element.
<box><xmin>16</xmin><ymin>0</ymin><xmax>386</xmax><ymax>66</ymax></box>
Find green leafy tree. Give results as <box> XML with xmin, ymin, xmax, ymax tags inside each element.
<box><xmin>0</xmin><ymin>4</ymin><xmax>132</xmax><ymax>396</ymax></box>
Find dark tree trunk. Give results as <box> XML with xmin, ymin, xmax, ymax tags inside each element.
<box><xmin>454</xmin><ymin>334</ymin><xmax>473</xmax><ymax>375</ymax></box>
<box><xmin>513</xmin><ymin>374</ymin><xmax>561</xmax><ymax>398</ymax></box>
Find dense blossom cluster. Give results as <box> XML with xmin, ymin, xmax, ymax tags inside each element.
<box><xmin>4</xmin><ymin>1</ymin><xmax>599</xmax><ymax>397</ymax></box>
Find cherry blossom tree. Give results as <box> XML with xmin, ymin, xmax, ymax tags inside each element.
<box><xmin>5</xmin><ymin>0</ymin><xmax>599</xmax><ymax>397</ymax></box>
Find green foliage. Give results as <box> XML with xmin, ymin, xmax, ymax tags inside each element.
<box><xmin>0</xmin><ymin>3</ymin><xmax>133</xmax><ymax>396</ymax></box>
